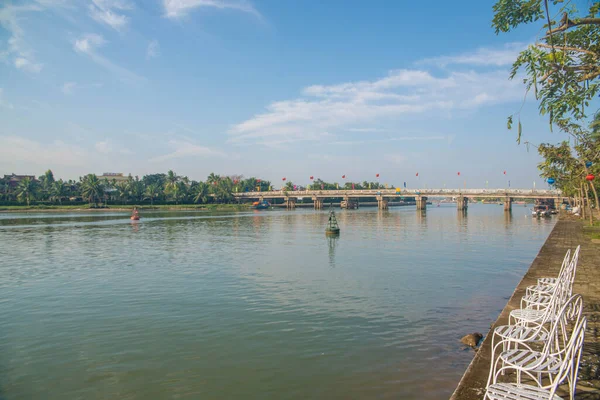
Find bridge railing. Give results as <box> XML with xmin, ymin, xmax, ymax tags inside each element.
<box><xmin>233</xmin><ymin>189</ymin><xmax>562</xmax><ymax>197</ymax></box>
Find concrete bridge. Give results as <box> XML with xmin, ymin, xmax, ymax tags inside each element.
<box><xmin>233</xmin><ymin>188</ymin><xmax>563</xmax><ymax>211</ymax></box>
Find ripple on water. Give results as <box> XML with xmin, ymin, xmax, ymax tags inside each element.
<box><xmin>0</xmin><ymin>206</ymin><xmax>555</xmax><ymax>399</ymax></box>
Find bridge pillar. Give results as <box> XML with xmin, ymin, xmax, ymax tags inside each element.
<box><xmin>376</xmin><ymin>195</ymin><xmax>388</xmax><ymax>210</ymax></box>
<box><xmin>504</xmin><ymin>197</ymin><xmax>512</xmax><ymax>212</ymax></box>
<box><xmin>457</xmin><ymin>196</ymin><xmax>468</xmax><ymax>210</ymax></box>
<box><xmin>312</xmin><ymin>197</ymin><xmax>323</xmax><ymax>210</ymax></box>
<box><xmin>554</xmin><ymin>197</ymin><xmax>562</xmax><ymax>210</ymax></box>
<box><xmin>259</xmin><ymin>196</ymin><xmax>264</xmax><ymax>202</ymax></box>
<box><xmin>284</xmin><ymin>197</ymin><xmax>296</xmax><ymax>210</ymax></box>
<box><xmin>416</xmin><ymin>196</ymin><xmax>428</xmax><ymax>210</ymax></box>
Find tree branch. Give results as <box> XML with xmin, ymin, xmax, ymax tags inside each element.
<box><xmin>536</xmin><ymin>43</ymin><xmax>598</xmax><ymax>58</ymax></box>
<box><xmin>546</xmin><ymin>17</ymin><xmax>600</xmax><ymax>35</ymax></box>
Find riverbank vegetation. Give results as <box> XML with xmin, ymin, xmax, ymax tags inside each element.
<box><xmin>0</xmin><ymin>170</ymin><xmax>388</xmax><ymax>208</ymax></box>
<box><xmin>493</xmin><ymin>0</ymin><xmax>600</xmax><ymax>222</ymax></box>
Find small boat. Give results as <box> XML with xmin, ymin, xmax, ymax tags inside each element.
<box><xmin>252</xmin><ymin>200</ymin><xmax>270</xmax><ymax>210</ymax></box>
<box><xmin>532</xmin><ymin>205</ymin><xmax>551</xmax><ymax>218</ymax></box>
<box><xmin>130</xmin><ymin>208</ymin><xmax>140</xmax><ymax>220</ymax></box>
<box><xmin>340</xmin><ymin>199</ymin><xmax>358</xmax><ymax>209</ymax></box>
<box><xmin>326</xmin><ymin>209</ymin><xmax>340</xmax><ymax>235</ymax></box>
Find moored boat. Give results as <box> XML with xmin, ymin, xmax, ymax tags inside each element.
<box><xmin>252</xmin><ymin>200</ymin><xmax>270</xmax><ymax>210</ymax></box>
<box><xmin>130</xmin><ymin>208</ymin><xmax>140</xmax><ymax>220</ymax></box>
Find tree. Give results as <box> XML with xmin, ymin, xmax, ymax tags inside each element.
<box><xmin>16</xmin><ymin>177</ymin><xmax>37</xmax><ymax>206</ymax></box>
<box><xmin>191</xmin><ymin>181</ymin><xmax>210</xmax><ymax>204</ymax></box>
<box><xmin>80</xmin><ymin>174</ymin><xmax>104</xmax><ymax>206</ymax></box>
<box><xmin>51</xmin><ymin>180</ymin><xmax>69</xmax><ymax>204</ymax></box>
<box><xmin>144</xmin><ymin>183</ymin><xmax>161</xmax><ymax>206</ymax></box>
<box><xmin>165</xmin><ymin>170</ymin><xmax>178</xmax><ymax>191</ymax></box>
<box><xmin>493</xmin><ymin>0</ymin><xmax>600</xmax><ymax>141</ymax></box>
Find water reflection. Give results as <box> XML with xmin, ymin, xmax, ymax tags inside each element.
<box><xmin>327</xmin><ymin>235</ymin><xmax>339</xmax><ymax>267</ymax></box>
<box><xmin>0</xmin><ymin>205</ymin><xmax>556</xmax><ymax>400</ymax></box>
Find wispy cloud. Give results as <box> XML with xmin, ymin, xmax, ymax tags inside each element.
<box><xmin>228</xmin><ymin>65</ymin><xmax>522</xmax><ymax>146</ymax></box>
<box><xmin>163</xmin><ymin>0</ymin><xmax>261</xmax><ymax>19</ymax></box>
<box><xmin>146</xmin><ymin>40</ymin><xmax>160</xmax><ymax>59</ymax></box>
<box><xmin>89</xmin><ymin>0</ymin><xmax>133</xmax><ymax>31</ymax></box>
<box><xmin>419</xmin><ymin>42</ymin><xmax>525</xmax><ymax>67</ymax></box>
<box><xmin>0</xmin><ymin>135</ymin><xmax>88</xmax><ymax>168</ymax></box>
<box><xmin>95</xmin><ymin>139</ymin><xmax>132</xmax><ymax>154</ymax></box>
<box><xmin>149</xmin><ymin>139</ymin><xmax>228</xmax><ymax>163</ymax></box>
<box><xmin>61</xmin><ymin>82</ymin><xmax>77</xmax><ymax>94</ymax></box>
<box><xmin>61</xmin><ymin>81</ymin><xmax>103</xmax><ymax>95</ymax></box>
<box><xmin>73</xmin><ymin>33</ymin><xmax>144</xmax><ymax>83</ymax></box>
<box><xmin>0</xmin><ymin>4</ymin><xmax>44</xmax><ymax>73</ymax></box>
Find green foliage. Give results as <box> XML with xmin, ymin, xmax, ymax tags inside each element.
<box><xmin>493</xmin><ymin>0</ymin><xmax>600</xmax><ymax>137</ymax></box>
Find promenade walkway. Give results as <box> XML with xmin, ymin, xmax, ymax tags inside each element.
<box><xmin>451</xmin><ymin>218</ymin><xmax>600</xmax><ymax>399</ymax></box>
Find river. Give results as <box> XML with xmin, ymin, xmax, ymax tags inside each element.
<box><xmin>0</xmin><ymin>204</ymin><xmax>555</xmax><ymax>399</ymax></box>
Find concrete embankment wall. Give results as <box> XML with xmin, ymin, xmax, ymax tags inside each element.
<box><xmin>450</xmin><ymin>218</ymin><xmax>600</xmax><ymax>399</ymax></box>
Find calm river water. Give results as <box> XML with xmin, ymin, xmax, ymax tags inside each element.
<box><xmin>0</xmin><ymin>204</ymin><xmax>555</xmax><ymax>399</ymax></box>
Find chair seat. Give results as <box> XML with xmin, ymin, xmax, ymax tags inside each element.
<box><xmin>494</xmin><ymin>324</ymin><xmax>549</xmax><ymax>342</ymax></box>
<box><xmin>486</xmin><ymin>382</ymin><xmax>563</xmax><ymax>400</ymax></box>
<box><xmin>499</xmin><ymin>349</ymin><xmax>561</xmax><ymax>373</ymax></box>
<box><xmin>510</xmin><ymin>308</ymin><xmax>546</xmax><ymax>324</ymax></box>
<box><xmin>521</xmin><ymin>292</ymin><xmax>553</xmax><ymax>307</ymax></box>
<box><xmin>526</xmin><ymin>283</ymin><xmax>554</xmax><ymax>295</ymax></box>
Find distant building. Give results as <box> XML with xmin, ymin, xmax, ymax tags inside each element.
<box><xmin>3</xmin><ymin>174</ymin><xmax>36</xmax><ymax>188</ymax></box>
<box><xmin>99</xmin><ymin>173</ymin><xmax>130</xmax><ymax>183</ymax></box>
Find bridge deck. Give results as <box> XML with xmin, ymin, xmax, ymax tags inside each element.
<box><xmin>233</xmin><ymin>189</ymin><xmax>561</xmax><ymax>199</ymax></box>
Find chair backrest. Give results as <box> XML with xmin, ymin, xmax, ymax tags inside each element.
<box><xmin>536</xmin><ymin>294</ymin><xmax>584</xmax><ymax>366</ymax></box>
<box><xmin>547</xmin><ymin>315</ymin><xmax>587</xmax><ymax>399</ymax></box>
<box><xmin>564</xmin><ymin>245</ymin><xmax>581</xmax><ymax>295</ymax></box>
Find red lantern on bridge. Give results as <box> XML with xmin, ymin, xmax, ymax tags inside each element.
<box><xmin>282</xmin><ymin>177</ymin><xmax>286</xmax><ymax>181</ymax></box>
<box><xmin>257</xmin><ymin>179</ymin><xmax>261</xmax><ymax>183</ymax></box>
<box><xmin>503</xmin><ymin>171</ymin><xmax>506</xmax><ymax>175</ymax></box>
<box><xmin>376</xmin><ymin>173</ymin><xmax>380</xmax><ymax>178</ymax></box>
<box><xmin>586</xmin><ymin>174</ymin><xmax>595</xmax><ymax>181</ymax></box>
<box><xmin>342</xmin><ymin>175</ymin><xmax>346</xmax><ymax>179</ymax></box>
<box><xmin>457</xmin><ymin>172</ymin><xmax>461</xmax><ymax>176</ymax></box>
<box><xmin>310</xmin><ymin>176</ymin><xmax>314</xmax><ymax>180</ymax></box>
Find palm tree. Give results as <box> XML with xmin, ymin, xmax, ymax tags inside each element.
<box><xmin>165</xmin><ymin>170</ymin><xmax>178</xmax><ymax>191</ymax></box>
<box><xmin>192</xmin><ymin>182</ymin><xmax>209</xmax><ymax>204</ymax></box>
<box><xmin>144</xmin><ymin>183</ymin><xmax>161</xmax><ymax>205</ymax></box>
<box><xmin>116</xmin><ymin>181</ymin><xmax>129</xmax><ymax>203</ymax></box>
<box><xmin>51</xmin><ymin>180</ymin><xmax>69</xmax><ymax>204</ymax></box>
<box><xmin>207</xmin><ymin>172</ymin><xmax>220</xmax><ymax>186</ymax></box>
<box><xmin>16</xmin><ymin>177</ymin><xmax>37</xmax><ymax>206</ymax></box>
<box><xmin>80</xmin><ymin>174</ymin><xmax>104</xmax><ymax>207</ymax></box>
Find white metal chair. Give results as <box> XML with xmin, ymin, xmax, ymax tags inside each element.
<box><xmin>524</xmin><ymin>247</ymin><xmax>579</xmax><ymax>300</ymax></box>
<box><xmin>487</xmin><ymin>295</ymin><xmax>585</xmax><ymax>400</ymax></box>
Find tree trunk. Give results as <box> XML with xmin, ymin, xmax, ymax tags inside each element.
<box><xmin>580</xmin><ymin>187</ymin><xmax>586</xmax><ymax>219</ymax></box>
<box><xmin>589</xmin><ymin>181</ymin><xmax>599</xmax><ymax>218</ymax></box>
<box><xmin>584</xmin><ymin>183</ymin><xmax>594</xmax><ymax>225</ymax></box>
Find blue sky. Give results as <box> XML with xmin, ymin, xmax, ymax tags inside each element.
<box><xmin>0</xmin><ymin>0</ymin><xmax>569</xmax><ymax>188</ymax></box>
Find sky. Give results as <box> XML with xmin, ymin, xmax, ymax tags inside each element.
<box><xmin>0</xmin><ymin>0</ymin><xmax>572</xmax><ymax>189</ymax></box>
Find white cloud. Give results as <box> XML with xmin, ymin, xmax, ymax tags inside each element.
<box><xmin>14</xmin><ymin>56</ymin><xmax>43</xmax><ymax>73</ymax></box>
<box><xmin>0</xmin><ymin>4</ymin><xmax>45</xmax><ymax>73</ymax></box>
<box><xmin>61</xmin><ymin>82</ymin><xmax>103</xmax><ymax>95</ymax></box>
<box><xmin>61</xmin><ymin>82</ymin><xmax>77</xmax><ymax>94</ymax></box>
<box><xmin>163</xmin><ymin>0</ymin><xmax>260</xmax><ymax>18</ymax></box>
<box><xmin>74</xmin><ymin>33</ymin><xmax>106</xmax><ymax>53</ymax></box>
<box><xmin>228</xmin><ymin>66</ymin><xmax>522</xmax><ymax>146</ymax></box>
<box><xmin>149</xmin><ymin>139</ymin><xmax>228</xmax><ymax>163</ymax></box>
<box><xmin>146</xmin><ymin>40</ymin><xmax>160</xmax><ymax>59</ymax></box>
<box><xmin>419</xmin><ymin>43</ymin><xmax>525</xmax><ymax>67</ymax></box>
<box><xmin>73</xmin><ymin>33</ymin><xmax>144</xmax><ymax>83</ymax></box>
<box><xmin>0</xmin><ymin>136</ymin><xmax>88</xmax><ymax>168</ymax></box>
<box><xmin>94</xmin><ymin>139</ymin><xmax>132</xmax><ymax>154</ymax></box>
<box><xmin>89</xmin><ymin>0</ymin><xmax>133</xmax><ymax>31</ymax></box>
